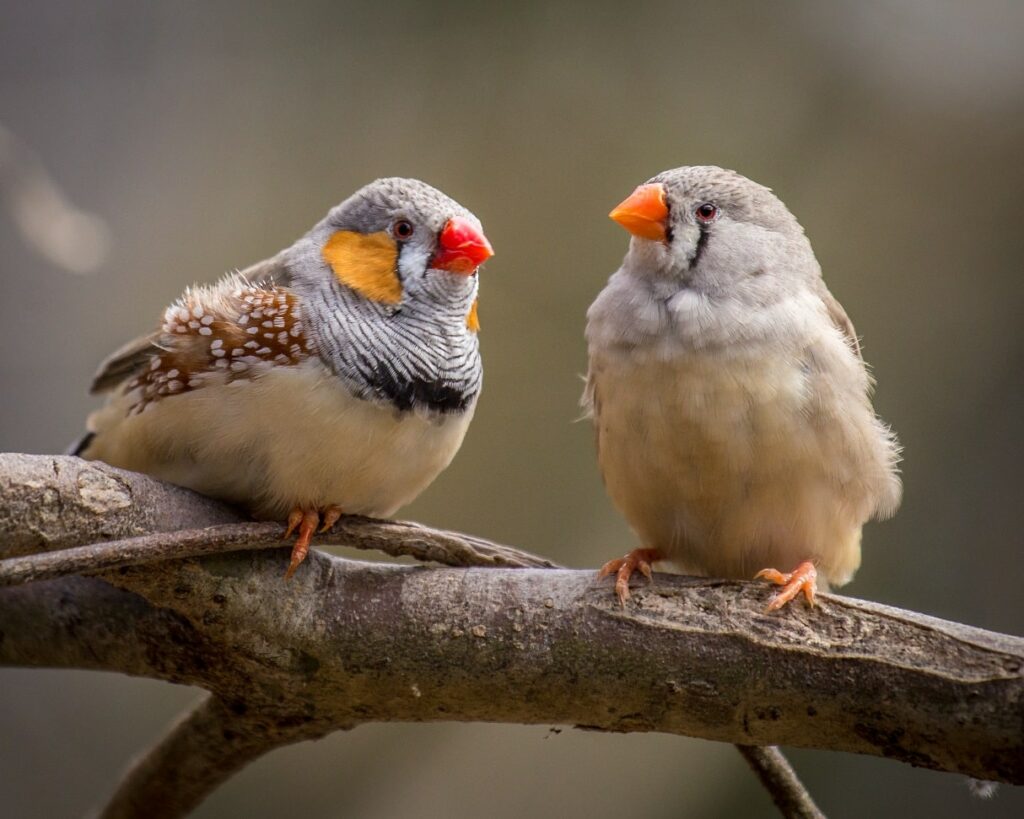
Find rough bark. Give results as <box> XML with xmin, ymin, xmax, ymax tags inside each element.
<box><xmin>2</xmin><ymin>454</ymin><xmax>1023</xmax><ymax>816</ymax></box>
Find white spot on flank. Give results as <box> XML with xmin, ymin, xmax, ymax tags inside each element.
<box><xmin>188</xmin><ymin>320</ymin><xmax>200</xmax><ymax>329</ymax></box>
<box><xmin>256</xmin><ymin>346</ymin><xmax>271</xmax><ymax>355</ymax></box>
<box><xmin>264</xmin><ymin>332</ymin><xmax>275</xmax><ymax>339</ymax></box>
<box><xmin>273</xmin><ymin>316</ymin><xmax>285</xmax><ymax>328</ymax></box>
<box><xmin>167</xmin><ymin>380</ymin><xmax>183</xmax><ymax>392</ymax></box>
<box><xmin>211</xmin><ymin>339</ymin><xmax>223</xmax><ymax>349</ymax></box>
<box><xmin>200</xmin><ymin>315</ymin><xmax>214</xmax><ymax>325</ymax></box>
<box><xmin>165</xmin><ymin>369</ymin><xmax>179</xmax><ymax>379</ymax></box>
<box><xmin>191</xmin><ymin>305</ymin><xmax>203</xmax><ymax>318</ymax></box>
<box><xmin>262</xmin><ymin>320</ymin><xmax>273</xmax><ymax>328</ymax></box>
<box><xmin>198</xmin><ymin>326</ymin><xmax>212</xmax><ymax>336</ymax></box>
<box><xmin>175</xmin><ymin>326</ymin><xmax>188</xmax><ymax>333</ymax></box>
<box><xmin>245</xmin><ymin>340</ymin><xmax>259</xmax><ymax>349</ymax></box>
<box><xmin>246</xmin><ymin>326</ymin><xmax>259</xmax><ymax>334</ymax></box>
<box><xmin>150</xmin><ymin>358</ymin><xmax>162</xmax><ymax>370</ymax></box>
<box><xmin>212</xmin><ymin>348</ymin><xmax>226</xmax><ymax>357</ymax></box>
<box><xmin>252</xmin><ymin>309</ymin><xmax>263</xmax><ymax>319</ymax></box>
<box><xmin>277</xmin><ymin>331</ymin><xmax>289</xmax><ymax>344</ymax></box>
<box><xmin>230</xmin><ymin>361</ymin><xmax>248</xmax><ymax>372</ymax></box>
<box><xmin>238</xmin><ymin>314</ymin><xmax>249</xmax><ymax>325</ymax></box>
<box><xmin>290</xmin><ymin>323</ymin><xmax>302</xmax><ymax>336</ymax></box>
<box><xmin>231</xmin><ymin>348</ymin><xmax>244</xmax><ymax>356</ymax></box>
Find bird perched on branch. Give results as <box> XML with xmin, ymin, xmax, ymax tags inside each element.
<box><xmin>584</xmin><ymin>166</ymin><xmax>900</xmax><ymax>610</ymax></box>
<box><xmin>75</xmin><ymin>177</ymin><xmax>492</xmax><ymax>578</ymax></box>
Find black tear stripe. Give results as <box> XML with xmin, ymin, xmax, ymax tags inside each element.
<box><xmin>690</xmin><ymin>225</ymin><xmax>710</xmax><ymax>269</ymax></box>
<box><xmin>368</xmin><ymin>362</ymin><xmax>475</xmax><ymax>414</ymax></box>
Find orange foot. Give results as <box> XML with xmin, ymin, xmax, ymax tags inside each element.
<box><xmin>283</xmin><ymin>505</ymin><xmax>343</xmax><ymax>579</ymax></box>
<box><xmin>755</xmin><ymin>560</ymin><xmax>818</xmax><ymax>612</ymax></box>
<box><xmin>597</xmin><ymin>548</ymin><xmax>663</xmax><ymax>607</ymax></box>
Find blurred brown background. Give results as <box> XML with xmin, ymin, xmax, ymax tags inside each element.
<box><xmin>1</xmin><ymin>1</ymin><xmax>1022</xmax><ymax>817</ymax></box>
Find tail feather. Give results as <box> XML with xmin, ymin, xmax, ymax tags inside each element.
<box><xmin>66</xmin><ymin>431</ymin><xmax>95</xmax><ymax>457</ymax></box>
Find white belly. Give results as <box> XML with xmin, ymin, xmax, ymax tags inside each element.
<box><xmin>84</xmin><ymin>359</ymin><xmax>475</xmax><ymax>519</ymax></box>
<box><xmin>592</xmin><ymin>349</ymin><xmax>864</xmax><ymax>585</ymax></box>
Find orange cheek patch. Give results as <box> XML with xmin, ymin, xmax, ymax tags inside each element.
<box><xmin>466</xmin><ymin>298</ymin><xmax>480</xmax><ymax>333</ymax></box>
<box><xmin>322</xmin><ymin>230</ymin><xmax>402</xmax><ymax>304</ymax></box>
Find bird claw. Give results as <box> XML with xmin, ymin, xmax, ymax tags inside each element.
<box><xmin>284</xmin><ymin>506</ymin><xmax>344</xmax><ymax>579</ymax></box>
<box><xmin>319</xmin><ymin>505</ymin><xmax>343</xmax><ymax>533</ymax></box>
<box><xmin>755</xmin><ymin>560</ymin><xmax>817</xmax><ymax>612</ymax></box>
<box><xmin>597</xmin><ymin>548</ymin><xmax>662</xmax><ymax>607</ymax></box>
<box><xmin>284</xmin><ymin>508</ymin><xmax>304</xmax><ymax>539</ymax></box>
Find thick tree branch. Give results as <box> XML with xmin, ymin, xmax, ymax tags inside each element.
<box><xmin>0</xmin><ymin>453</ymin><xmax>555</xmax><ymax>575</ymax></box>
<box><xmin>2</xmin><ymin>454</ymin><xmax>1023</xmax><ymax>818</ymax></box>
<box><xmin>0</xmin><ymin>453</ymin><xmax>241</xmax><ymax>558</ymax></box>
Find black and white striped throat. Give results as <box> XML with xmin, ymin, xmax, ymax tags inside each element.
<box><xmin>308</xmin><ymin>281</ymin><xmax>482</xmax><ymax>415</ymax></box>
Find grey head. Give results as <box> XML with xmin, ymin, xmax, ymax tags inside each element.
<box><xmin>609</xmin><ymin>165</ymin><xmax>819</xmax><ymax>306</ymax></box>
<box><xmin>282</xmin><ymin>177</ymin><xmax>493</xmax><ymax>414</ymax></box>
<box><xmin>285</xmin><ymin>176</ymin><xmax>492</xmax><ymax>314</ymax></box>
<box><xmin>588</xmin><ymin>166</ymin><xmax>840</xmax><ymax>355</ymax></box>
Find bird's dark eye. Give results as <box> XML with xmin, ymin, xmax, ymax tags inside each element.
<box><xmin>392</xmin><ymin>220</ymin><xmax>414</xmax><ymax>240</ymax></box>
<box><xmin>695</xmin><ymin>203</ymin><xmax>718</xmax><ymax>223</ymax></box>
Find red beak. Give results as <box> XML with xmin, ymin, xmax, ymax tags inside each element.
<box><xmin>431</xmin><ymin>217</ymin><xmax>494</xmax><ymax>274</ymax></box>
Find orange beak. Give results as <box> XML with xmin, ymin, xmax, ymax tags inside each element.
<box><xmin>431</xmin><ymin>217</ymin><xmax>494</xmax><ymax>275</ymax></box>
<box><xmin>609</xmin><ymin>183</ymin><xmax>669</xmax><ymax>241</ymax></box>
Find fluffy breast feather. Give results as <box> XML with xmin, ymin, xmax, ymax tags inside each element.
<box><xmin>586</xmin><ymin>280</ymin><xmax>901</xmax><ymax>586</ymax></box>
<box><xmin>84</xmin><ymin>358</ymin><xmax>475</xmax><ymax>518</ymax></box>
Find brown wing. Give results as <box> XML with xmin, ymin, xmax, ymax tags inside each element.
<box><xmin>815</xmin><ymin>279</ymin><xmax>862</xmax><ymax>360</ymax></box>
<box><xmin>88</xmin><ymin>252</ymin><xmax>289</xmax><ymax>394</ymax></box>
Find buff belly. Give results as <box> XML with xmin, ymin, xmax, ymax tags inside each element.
<box><xmin>593</xmin><ymin>349</ymin><xmax>865</xmax><ymax>587</ymax></box>
<box><xmin>83</xmin><ymin>359</ymin><xmax>474</xmax><ymax>519</ymax></box>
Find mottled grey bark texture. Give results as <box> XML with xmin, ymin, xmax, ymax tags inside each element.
<box><xmin>2</xmin><ymin>454</ymin><xmax>1022</xmax><ymax>817</ymax></box>
<box><xmin>0</xmin><ymin>453</ymin><xmax>554</xmax><ymax>576</ymax></box>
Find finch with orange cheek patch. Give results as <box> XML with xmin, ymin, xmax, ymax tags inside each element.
<box><xmin>75</xmin><ymin>178</ymin><xmax>492</xmax><ymax>578</ymax></box>
<box><xmin>584</xmin><ymin>166</ymin><xmax>900</xmax><ymax>610</ymax></box>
